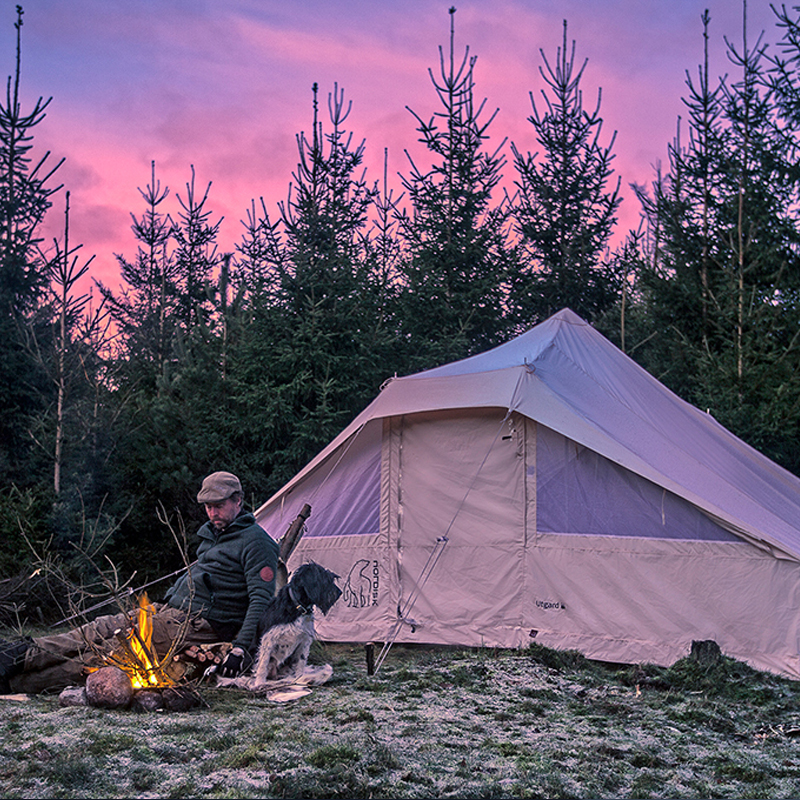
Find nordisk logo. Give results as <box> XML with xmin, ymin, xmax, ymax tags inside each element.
<box><xmin>343</xmin><ymin>560</ymin><xmax>380</xmax><ymax>608</ymax></box>
<box><xmin>535</xmin><ymin>599</ymin><xmax>565</xmax><ymax>610</ymax></box>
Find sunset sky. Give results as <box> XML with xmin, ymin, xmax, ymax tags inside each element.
<box><xmin>2</xmin><ymin>0</ymin><xmax>780</xmax><ymax>293</ymax></box>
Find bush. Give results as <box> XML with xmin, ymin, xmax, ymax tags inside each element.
<box><xmin>0</xmin><ymin>485</ymin><xmax>53</xmax><ymax>578</ymax></box>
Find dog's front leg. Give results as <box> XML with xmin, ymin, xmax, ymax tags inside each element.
<box><xmin>249</xmin><ymin>640</ymin><xmax>272</xmax><ymax>688</ymax></box>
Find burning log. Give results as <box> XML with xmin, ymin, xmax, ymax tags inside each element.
<box><xmin>114</xmin><ymin>629</ymin><xmax>144</xmax><ymax>668</ymax></box>
<box><xmin>103</xmin><ymin>593</ymin><xmax>174</xmax><ymax>689</ymax></box>
<box><xmin>130</xmin><ymin>626</ymin><xmax>157</xmax><ymax>670</ymax></box>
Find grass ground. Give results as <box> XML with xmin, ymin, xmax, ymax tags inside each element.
<box><xmin>1</xmin><ymin>641</ymin><xmax>800</xmax><ymax>798</ymax></box>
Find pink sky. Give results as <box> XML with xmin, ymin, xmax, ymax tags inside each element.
<box><xmin>2</xmin><ymin>0</ymin><xmax>780</xmax><ymax>295</ymax></box>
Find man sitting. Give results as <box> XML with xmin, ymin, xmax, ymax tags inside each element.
<box><xmin>0</xmin><ymin>471</ymin><xmax>278</xmax><ymax>694</ymax></box>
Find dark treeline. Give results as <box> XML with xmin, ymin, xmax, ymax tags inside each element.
<box><xmin>3</xmin><ymin>5</ymin><xmax>800</xmax><ymax>607</ymax></box>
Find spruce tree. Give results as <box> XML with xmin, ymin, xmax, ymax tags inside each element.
<box><xmin>396</xmin><ymin>7</ymin><xmax>513</xmax><ymax>371</ymax></box>
<box><xmin>0</xmin><ymin>5</ymin><xmax>63</xmax><ymax>484</ymax></box>
<box><xmin>230</xmin><ymin>83</ymin><xmax>389</xmax><ymax>493</ymax></box>
<box><xmin>36</xmin><ymin>192</ymin><xmax>95</xmax><ymax>497</ymax></box>
<box><xmin>171</xmin><ymin>165</ymin><xmax>220</xmax><ymax>332</ymax></box>
<box><xmin>21</xmin><ymin>192</ymin><xmax>120</xmax><ymax>572</ymax></box>
<box><xmin>98</xmin><ymin>161</ymin><xmax>176</xmax><ymax>392</ymax></box>
<box><xmin>100</xmin><ymin>166</ymin><xmax>225</xmax><ymax>575</ymax></box>
<box><xmin>632</xmin><ymin>11</ymin><xmax>728</xmax><ymax>398</ymax></box>
<box><xmin>636</xmin><ymin>7</ymin><xmax>800</xmax><ymax>475</ymax></box>
<box><xmin>362</xmin><ymin>149</ymin><xmax>403</xmax><ymax>338</ymax></box>
<box><xmin>510</xmin><ymin>19</ymin><xmax>621</xmax><ymax>327</ymax></box>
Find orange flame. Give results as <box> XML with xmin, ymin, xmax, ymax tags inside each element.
<box><xmin>128</xmin><ymin>592</ymin><xmax>160</xmax><ymax>689</ymax></box>
<box><xmin>86</xmin><ymin>593</ymin><xmax>177</xmax><ymax>688</ymax></box>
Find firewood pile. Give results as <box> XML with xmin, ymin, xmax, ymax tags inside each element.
<box><xmin>175</xmin><ymin>642</ymin><xmax>230</xmax><ymax>675</ymax></box>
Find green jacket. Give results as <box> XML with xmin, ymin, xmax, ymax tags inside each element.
<box><xmin>166</xmin><ymin>511</ymin><xmax>279</xmax><ymax>650</ymax></box>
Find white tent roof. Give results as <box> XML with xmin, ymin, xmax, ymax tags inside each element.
<box><xmin>257</xmin><ymin>308</ymin><xmax>800</xmax><ymax>561</ymax></box>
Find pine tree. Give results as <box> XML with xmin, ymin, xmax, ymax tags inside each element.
<box><xmin>636</xmin><ymin>6</ymin><xmax>800</xmax><ymax>475</ymax></box>
<box><xmin>229</xmin><ymin>82</ymin><xmax>390</xmax><ymax>492</ymax></box>
<box><xmin>396</xmin><ymin>7</ymin><xmax>513</xmax><ymax>371</ymax></box>
<box><xmin>98</xmin><ymin>161</ymin><xmax>176</xmax><ymax>391</ymax></box>
<box><xmin>0</xmin><ymin>5</ymin><xmax>63</xmax><ymax>484</ymax></box>
<box><xmin>509</xmin><ymin>19</ymin><xmax>621</xmax><ymax>326</ymax></box>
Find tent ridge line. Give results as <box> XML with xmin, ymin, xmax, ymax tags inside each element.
<box><xmin>397</xmin><ymin>364</ymin><xmax>535</xmax><ymax>382</ymax></box>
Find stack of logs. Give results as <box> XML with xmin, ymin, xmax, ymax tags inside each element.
<box><xmin>177</xmin><ymin>643</ymin><xmax>229</xmax><ymax>674</ymax></box>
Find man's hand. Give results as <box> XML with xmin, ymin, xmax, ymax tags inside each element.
<box><xmin>217</xmin><ymin>646</ymin><xmax>250</xmax><ymax>678</ymax></box>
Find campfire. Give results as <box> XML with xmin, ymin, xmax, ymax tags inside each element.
<box><xmin>106</xmin><ymin>592</ymin><xmax>172</xmax><ymax>689</ymax></box>
<box><xmin>66</xmin><ymin>593</ymin><xmax>205</xmax><ymax>711</ymax></box>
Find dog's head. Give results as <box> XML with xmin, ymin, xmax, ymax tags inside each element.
<box><xmin>290</xmin><ymin>561</ymin><xmax>343</xmax><ymax>615</ymax></box>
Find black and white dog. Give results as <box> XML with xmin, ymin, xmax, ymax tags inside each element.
<box><xmin>217</xmin><ymin>561</ymin><xmax>342</xmax><ymax>690</ymax></box>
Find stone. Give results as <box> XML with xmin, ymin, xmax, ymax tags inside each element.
<box><xmin>58</xmin><ymin>686</ymin><xmax>87</xmax><ymax>707</ymax></box>
<box><xmin>85</xmin><ymin>666</ymin><xmax>134</xmax><ymax>709</ymax></box>
<box><xmin>131</xmin><ymin>689</ymin><xmax>164</xmax><ymax>712</ymax></box>
<box><xmin>162</xmin><ymin>686</ymin><xmax>202</xmax><ymax>712</ymax></box>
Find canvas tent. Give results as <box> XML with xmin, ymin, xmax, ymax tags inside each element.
<box><xmin>254</xmin><ymin>308</ymin><xmax>800</xmax><ymax>678</ymax></box>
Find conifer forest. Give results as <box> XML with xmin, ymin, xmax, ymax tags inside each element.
<box><xmin>3</xmin><ymin>4</ymin><xmax>800</xmax><ymax>613</ymax></box>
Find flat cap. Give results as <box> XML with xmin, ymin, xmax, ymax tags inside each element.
<box><xmin>197</xmin><ymin>471</ymin><xmax>242</xmax><ymax>503</ymax></box>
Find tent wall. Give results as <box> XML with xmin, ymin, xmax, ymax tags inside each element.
<box><xmin>259</xmin><ymin>419</ymin><xmax>383</xmax><ymax>544</ymax></box>
<box><xmin>272</xmin><ymin>406</ymin><xmax>800</xmax><ymax>678</ymax></box>
<box><xmin>525</xmin><ymin>533</ymin><xmax>800</xmax><ymax>678</ymax></box>
<box><xmin>287</xmin><ymin>531</ymin><xmax>398</xmax><ymax>642</ymax></box>
<box><xmin>388</xmin><ymin>409</ymin><xmax>527</xmax><ymax>645</ymax></box>
<box><xmin>283</xmin><ymin>408</ymin><xmax>528</xmax><ymax>646</ymax></box>
<box><xmin>535</xmin><ymin>423</ymin><xmax>742</xmax><ymax>542</ymax></box>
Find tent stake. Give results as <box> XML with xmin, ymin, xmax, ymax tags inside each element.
<box><xmin>365</xmin><ymin>642</ymin><xmax>375</xmax><ymax>675</ymax></box>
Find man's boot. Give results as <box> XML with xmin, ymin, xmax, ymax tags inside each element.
<box><xmin>0</xmin><ymin>639</ymin><xmax>31</xmax><ymax>693</ymax></box>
